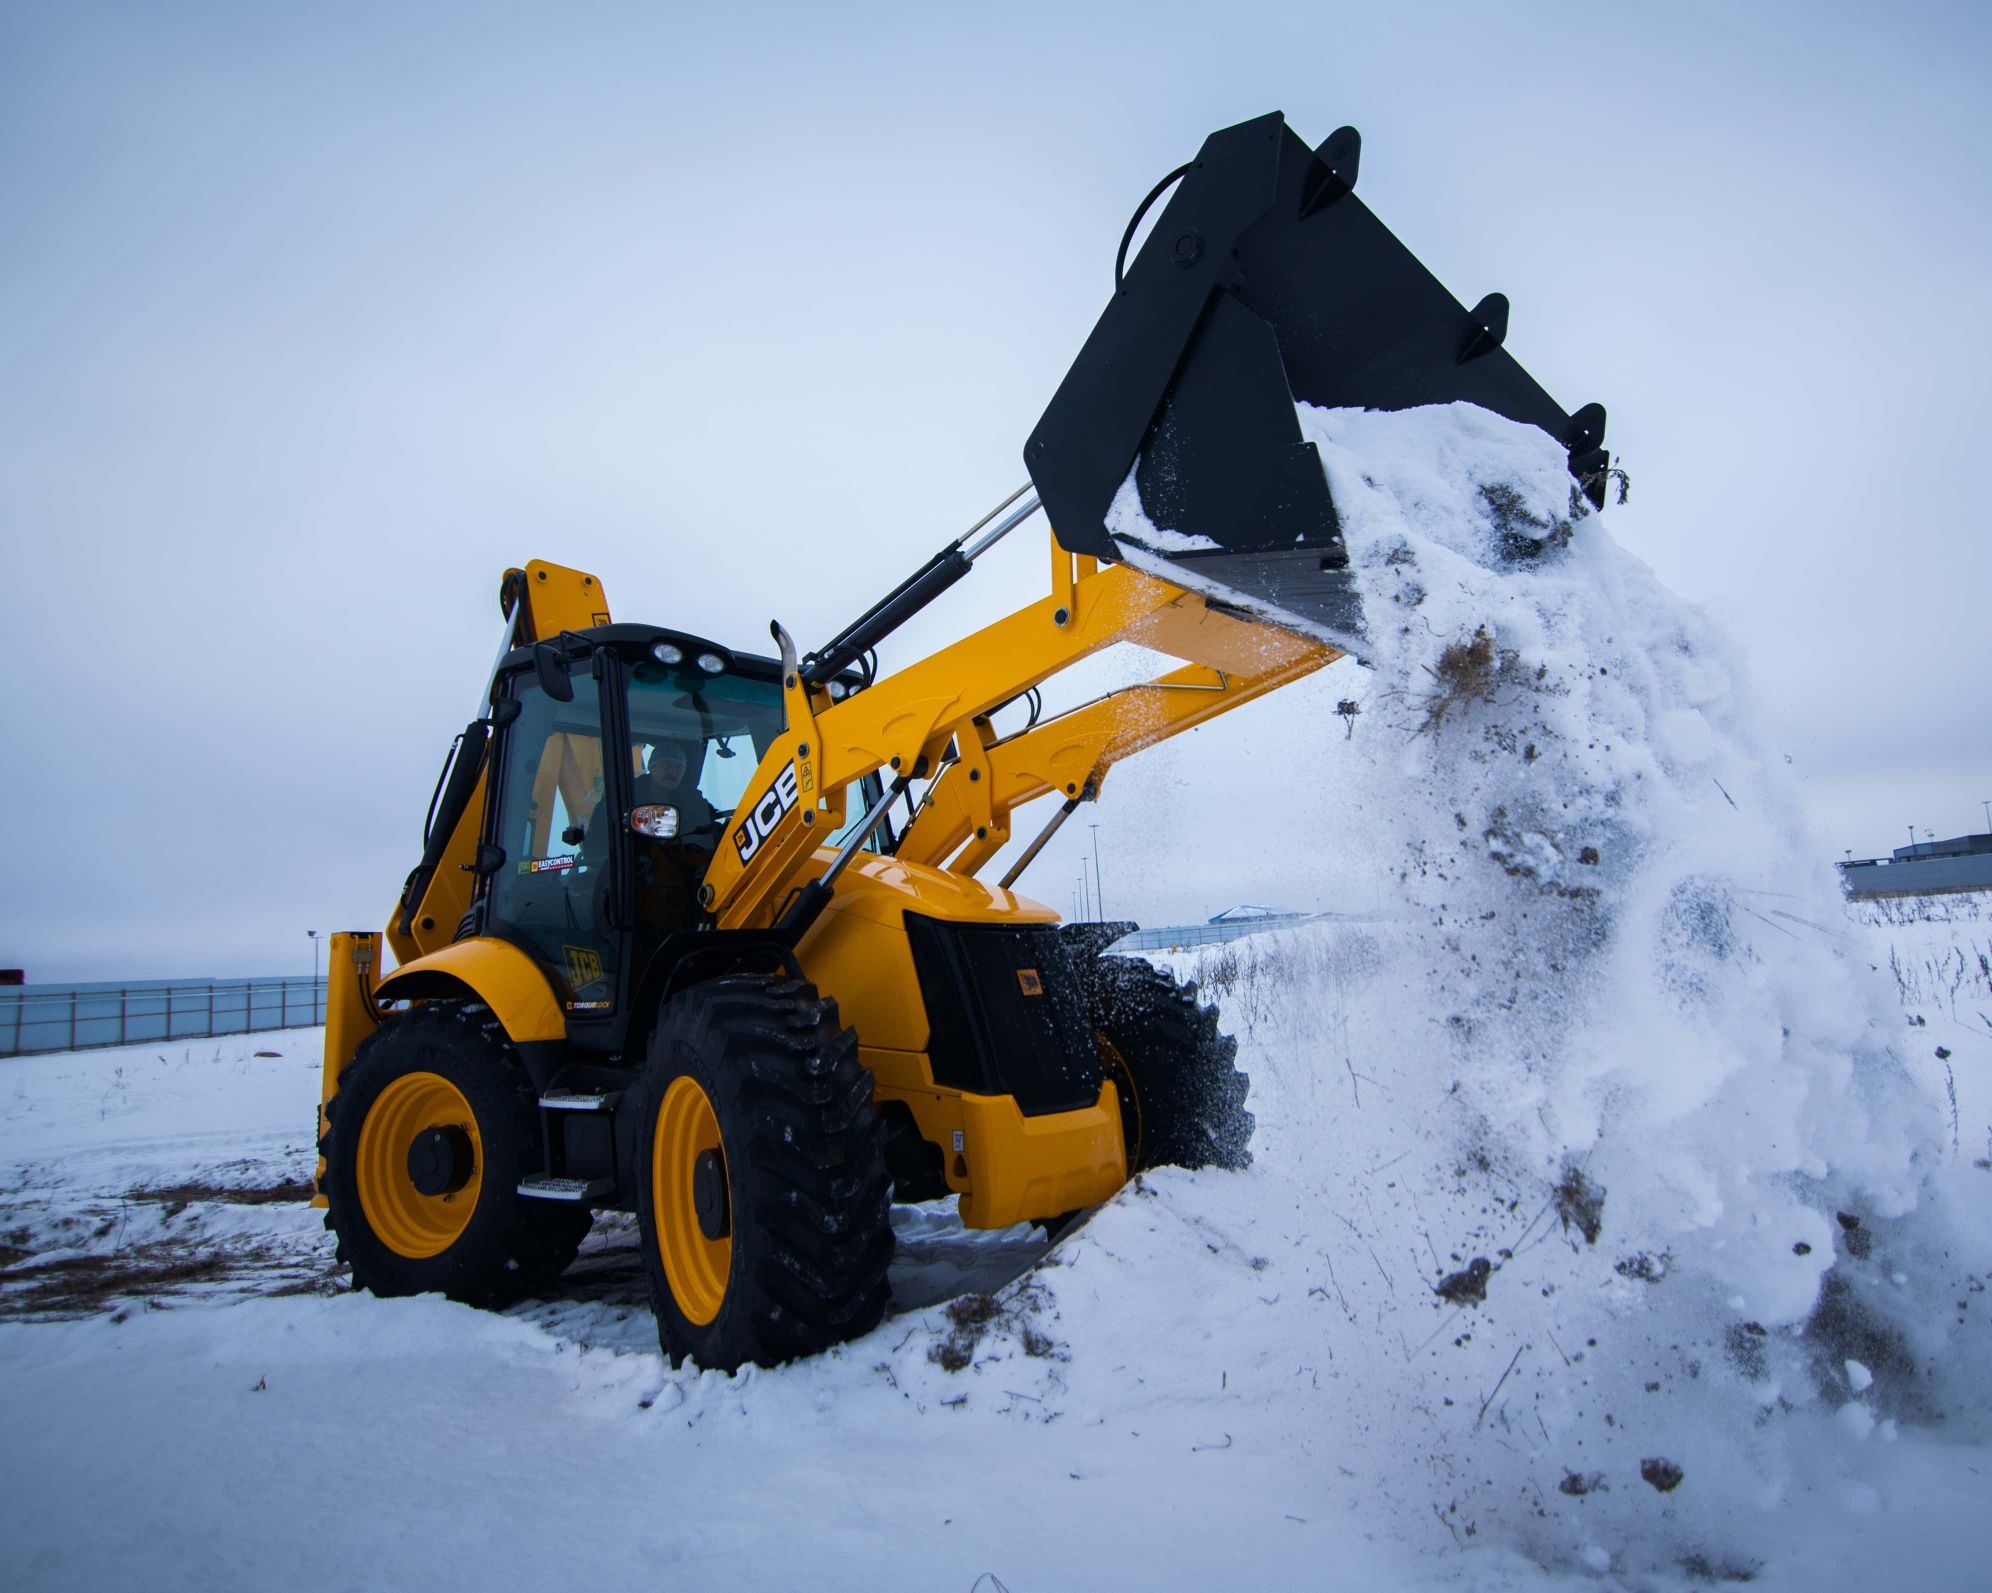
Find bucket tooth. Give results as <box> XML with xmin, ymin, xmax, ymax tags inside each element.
<box><xmin>1300</xmin><ymin>125</ymin><xmax>1361</xmax><ymax>216</ymax></box>
<box><xmin>1457</xmin><ymin>293</ymin><xmax>1509</xmax><ymax>364</ymax></box>
<box><xmin>1566</xmin><ymin>404</ymin><xmax>1609</xmax><ymax>505</ymax></box>
<box><xmin>1566</xmin><ymin>401</ymin><xmax>1608</xmax><ymax>455</ymax></box>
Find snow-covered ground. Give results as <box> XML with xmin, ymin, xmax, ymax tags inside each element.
<box><xmin>6</xmin><ymin>407</ymin><xmax>1986</xmax><ymax>1589</ymax></box>
<box><xmin>0</xmin><ymin>892</ymin><xmax>1984</xmax><ymax>1590</ymax></box>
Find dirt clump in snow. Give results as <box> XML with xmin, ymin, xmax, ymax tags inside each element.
<box><xmin>1552</xmin><ymin>1164</ymin><xmax>1604</xmax><ymax>1245</ymax></box>
<box><xmin>1641</xmin><ymin>1457</ymin><xmax>1686</xmax><ymax>1494</ymax></box>
<box><xmin>1416</xmin><ymin>626</ymin><xmax>1517</xmax><ymax>737</ymax></box>
<box><xmin>128</xmin><ymin>1178</ymin><xmax>316</xmax><ymax>1217</ymax></box>
<box><xmin>1434</xmin><ymin>1256</ymin><xmax>1492</xmax><ymax>1306</ymax></box>
<box><xmin>0</xmin><ymin>1240</ymin><xmax>235</xmax><ymax>1318</ymax></box>
<box><xmin>927</xmin><ymin>1281</ymin><xmax>1060</xmax><ymax>1372</ymax></box>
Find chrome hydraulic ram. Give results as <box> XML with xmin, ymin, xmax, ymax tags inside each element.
<box><xmin>797</xmin><ymin>489</ymin><xmax>1040</xmax><ymax>687</ymax></box>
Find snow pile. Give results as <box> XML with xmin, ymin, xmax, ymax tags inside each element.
<box><xmin>1090</xmin><ymin>401</ymin><xmax>1992</xmax><ymax>1574</ymax></box>
<box><xmin>1304</xmin><ymin>399</ymin><xmax>1940</xmax><ymax>1319</ymax></box>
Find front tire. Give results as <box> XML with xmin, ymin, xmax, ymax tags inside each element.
<box><xmin>1080</xmin><ymin>954</ymin><xmax>1252</xmax><ymax>1172</ymax></box>
<box><xmin>322</xmin><ymin>1004</ymin><xmax>590</xmax><ymax>1306</ymax></box>
<box><xmin>633</xmin><ymin>974</ymin><xmax>894</xmax><ymax>1372</ymax></box>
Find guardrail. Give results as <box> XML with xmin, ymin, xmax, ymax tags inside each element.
<box><xmin>0</xmin><ymin>978</ymin><xmax>328</xmax><ymax>1057</ymax></box>
<box><xmin>1112</xmin><ymin>913</ymin><xmax>1322</xmax><ymax>951</ymax></box>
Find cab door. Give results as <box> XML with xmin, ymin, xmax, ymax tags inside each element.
<box><xmin>480</xmin><ymin>662</ymin><xmax>623</xmax><ymax>1018</ymax></box>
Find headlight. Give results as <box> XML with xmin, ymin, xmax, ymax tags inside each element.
<box><xmin>651</xmin><ymin>642</ymin><xmax>684</xmax><ymax>665</ymax></box>
<box><xmin>629</xmin><ymin>804</ymin><xmax>680</xmax><ymax>840</ymax></box>
<box><xmin>826</xmin><ymin>679</ymin><xmax>848</xmax><ymax>701</ymax></box>
<box><xmin>696</xmin><ymin>652</ymin><xmax>725</xmax><ymax>675</ymax></box>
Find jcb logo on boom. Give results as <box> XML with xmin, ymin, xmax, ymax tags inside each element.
<box><xmin>733</xmin><ymin>763</ymin><xmax>800</xmax><ymax>865</ymax></box>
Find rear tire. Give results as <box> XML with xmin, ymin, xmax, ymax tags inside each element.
<box><xmin>632</xmin><ymin>974</ymin><xmax>894</xmax><ymax>1372</ymax></box>
<box><xmin>1079</xmin><ymin>953</ymin><xmax>1252</xmax><ymax>1172</ymax></box>
<box><xmin>322</xmin><ymin>1004</ymin><xmax>591</xmax><ymax>1306</ymax></box>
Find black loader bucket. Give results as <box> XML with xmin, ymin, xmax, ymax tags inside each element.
<box><xmin>1025</xmin><ymin>112</ymin><xmax>1609</xmax><ymax>649</ymax></box>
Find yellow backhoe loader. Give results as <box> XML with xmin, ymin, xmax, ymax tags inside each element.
<box><xmin>316</xmin><ymin>113</ymin><xmax>1610</xmax><ymax>1369</ymax></box>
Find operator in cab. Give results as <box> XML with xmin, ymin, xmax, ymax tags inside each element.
<box><xmin>630</xmin><ymin>737</ymin><xmax>719</xmax><ymax>932</ymax></box>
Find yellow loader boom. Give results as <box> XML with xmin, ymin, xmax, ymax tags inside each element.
<box><xmin>701</xmin><ymin>528</ymin><xmax>1339</xmax><ymax>935</ymax></box>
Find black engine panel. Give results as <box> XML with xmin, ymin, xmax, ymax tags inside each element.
<box><xmin>904</xmin><ymin>914</ymin><xmax>1103</xmax><ymax>1116</ymax></box>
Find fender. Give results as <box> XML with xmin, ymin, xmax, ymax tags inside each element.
<box><xmin>374</xmin><ymin>936</ymin><xmax>567</xmax><ymax>1044</ymax></box>
<box><xmin>622</xmin><ymin>929</ymin><xmax>802</xmax><ymax>1048</ymax></box>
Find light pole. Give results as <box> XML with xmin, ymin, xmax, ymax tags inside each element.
<box><xmin>308</xmin><ymin>930</ymin><xmax>320</xmax><ymax>1023</ymax></box>
<box><xmin>1088</xmin><ymin>822</ymin><xmax>1105</xmax><ymax>921</ymax></box>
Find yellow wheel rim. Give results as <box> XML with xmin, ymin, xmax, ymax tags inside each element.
<box><xmin>355</xmin><ymin>1071</ymin><xmax>483</xmax><ymax>1259</ymax></box>
<box><xmin>652</xmin><ymin>1075</ymin><xmax>731</xmax><ymax>1326</ymax></box>
<box><xmin>1097</xmin><ymin>1032</ymin><xmax>1142</xmax><ymax>1171</ymax></box>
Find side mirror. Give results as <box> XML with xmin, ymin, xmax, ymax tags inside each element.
<box><xmin>533</xmin><ymin>642</ymin><xmax>574</xmax><ymax>703</ymax></box>
<box><xmin>630</xmin><ymin>805</ymin><xmax>680</xmax><ymax>840</ymax></box>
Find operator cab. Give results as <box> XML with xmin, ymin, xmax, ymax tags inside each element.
<box><xmin>470</xmin><ymin>624</ymin><xmax>883</xmax><ymax>1048</ymax></box>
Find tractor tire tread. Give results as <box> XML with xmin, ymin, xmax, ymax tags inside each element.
<box><xmin>634</xmin><ymin>974</ymin><xmax>893</xmax><ymax>1372</ymax></box>
<box><xmin>1073</xmin><ymin>949</ymin><xmax>1253</xmax><ymax>1172</ymax></box>
<box><xmin>321</xmin><ymin>1003</ymin><xmax>590</xmax><ymax>1307</ymax></box>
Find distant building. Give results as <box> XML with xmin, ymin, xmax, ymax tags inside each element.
<box><xmin>1839</xmin><ymin>831</ymin><xmax>1992</xmax><ymax>898</ymax></box>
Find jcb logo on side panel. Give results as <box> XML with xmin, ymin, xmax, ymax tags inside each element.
<box><xmin>733</xmin><ymin>762</ymin><xmax>801</xmax><ymax>865</ymax></box>
<box><xmin>563</xmin><ymin>945</ymin><xmax>606</xmax><ymax>993</ymax></box>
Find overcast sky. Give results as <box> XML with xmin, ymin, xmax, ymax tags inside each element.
<box><xmin>3</xmin><ymin>1</ymin><xmax>1988</xmax><ymax>982</ymax></box>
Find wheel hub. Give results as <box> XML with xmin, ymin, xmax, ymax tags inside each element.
<box><xmin>691</xmin><ymin>1148</ymin><xmax>730</xmax><ymax>1241</ymax></box>
<box><xmin>651</xmin><ymin>1074</ymin><xmax>732</xmax><ymax>1325</ymax></box>
<box><xmin>406</xmin><ymin>1123</ymin><xmax>476</xmax><ymax>1198</ymax></box>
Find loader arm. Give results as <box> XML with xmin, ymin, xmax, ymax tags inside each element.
<box><xmin>698</xmin><ymin>530</ymin><xmax>1341</xmax><ymax>932</ymax></box>
<box><xmin>898</xmin><ymin>610</ymin><xmax>1329</xmax><ymax>878</ymax></box>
